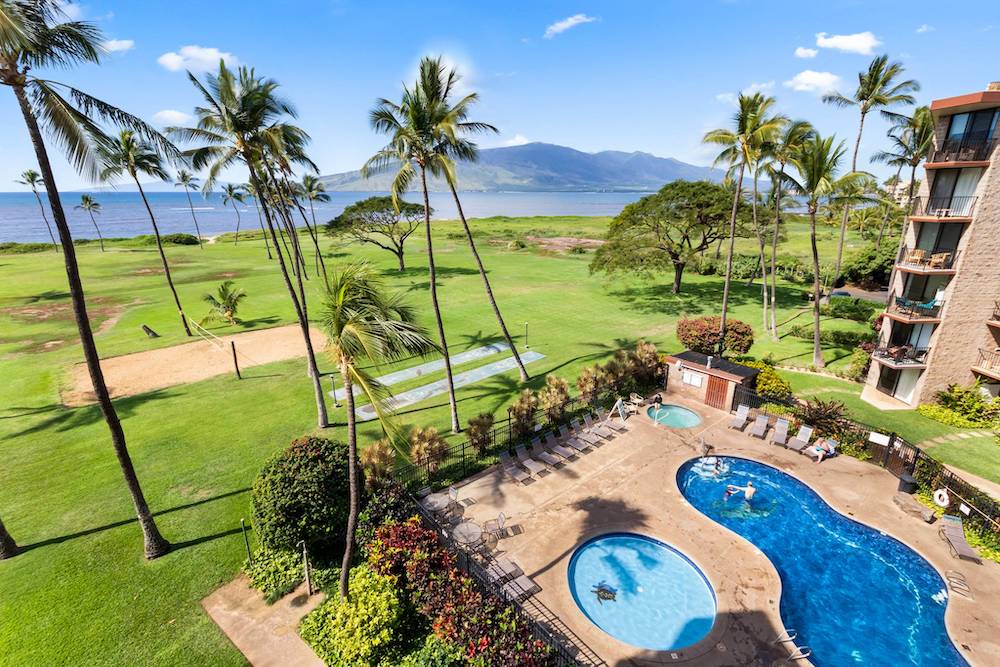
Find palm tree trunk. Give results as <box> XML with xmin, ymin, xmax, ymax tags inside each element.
<box><xmin>750</xmin><ymin>171</ymin><xmax>769</xmax><ymax>330</ymax></box>
<box><xmin>876</xmin><ymin>164</ymin><xmax>904</xmax><ymax>249</ymax></box>
<box><xmin>448</xmin><ymin>183</ymin><xmax>529</xmax><ymax>382</ymax></box>
<box><xmin>294</xmin><ymin>198</ymin><xmax>328</xmax><ymax>288</ymax></box>
<box><xmin>834</xmin><ymin>110</ymin><xmax>867</xmax><ymax>284</ymax></box>
<box><xmin>31</xmin><ymin>189</ymin><xmax>59</xmax><ymax>251</ymax></box>
<box><xmin>233</xmin><ymin>205</ymin><xmax>241</xmax><ymax>246</ymax></box>
<box><xmin>135</xmin><ymin>177</ymin><xmax>192</xmax><ymax>336</ymax></box>
<box><xmin>338</xmin><ymin>364</ymin><xmax>358</xmax><ymax>600</ymax></box>
<box><xmin>809</xmin><ymin>207</ymin><xmax>825</xmax><ymax>368</ymax></box>
<box><xmin>717</xmin><ymin>162</ymin><xmax>745</xmax><ymax>355</ymax></box>
<box><xmin>421</xmin><ymin>167</ymin><xmax>460</xmax><ymax>432</ymax></box>
<box><xmin>13</xmin><ymin>83</ymin><xmax>170</xmax><ymax>559</ymax></box>
<box><xmin>183</xmin><ymin>188</ymin><xmax>204</xmax><ymax>249</ymax></box>
<box><xmin>88</xmin><ymin>211</ymin><xmax>105</xmax><ymax>252</ymax></box>
<box><xmin>0</xmin><ymin>514</ymin><xmax>19</xmax><ymax>560</ymax></box>
<box><xmin>253</xmin><ymin>200</ymin><xmax>273</xmax><ymax>259</ymax></box>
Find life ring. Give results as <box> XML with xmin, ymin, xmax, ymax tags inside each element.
<box><xmin>933</xmin><ymin>489</ymin><xmax>950</xmax><ymax>508</ymax></box>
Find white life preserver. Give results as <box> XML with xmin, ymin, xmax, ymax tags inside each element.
<box><xmin>933</xmin><ymin>488</ymin><xmax>950</xmax><ymax>508</ymax></box>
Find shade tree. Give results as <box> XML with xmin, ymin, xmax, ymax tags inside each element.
<box><xmin>328</xmin><ymin>196</ymin><xmax>424</xmax><ymax>271</ymax></box>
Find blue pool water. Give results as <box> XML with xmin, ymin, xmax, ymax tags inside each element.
<box><xmin>646</xmin><ymin>404</ymin><xmax>702</xmax><ymax>428</ymax></box>
<box><xmin>567</xmin><ymin>533</ymin><xmax>716</xmax><ymax>650</ymax></box>
<box><xmin>677</xmin><ymin>457</ymin><xmax>967</xmax><ymax>666</ymax></box>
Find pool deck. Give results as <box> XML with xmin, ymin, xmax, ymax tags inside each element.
<box><xmin>451</xmin><ymin>395</ymin><xmax>1000</xmax><ymax>666</ymax></box>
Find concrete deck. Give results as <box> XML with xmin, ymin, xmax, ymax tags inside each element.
<box><xmin>451</xmin><ymin>395</ymin><xmax>1000</xmax><ymax>666</ymax></box>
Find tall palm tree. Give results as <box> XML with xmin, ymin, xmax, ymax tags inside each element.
<box><xmin>0</xmin><ymin>514</ymin><xmax>18</xmax><ymax>560</ymax></box>
<box><xmin>823</xmin><ymin>55</ymin><xmax>919</xmax><ymax>283</ymax></box>
<box><xmin>784</xmin><ymin>134</ymin><xmax>867</xmax><ymax>367</ymax></box>
<box><xmin>221</xmin><ymin>183</ymin><xmax>245</xmax><ymax>244</ymax></box>
<box><xmin>243</xmin><ymin>181</ymin><xmax>273</xmax><ymax>258</ymax></box>
<box><xmin>415</xmin><ymin>56</ymin><xmax>530</xmax><ymax>383</ymax></box>
<box><xmin>363</xmin><ymin>78</ymin><xmax>463</xmax><ymax>431</ymax></box>
<box><xmin>1</xmin><ymin>0</ymin><xmax>171</xmax><ymax>558</ymax></box>
<box><xmin>702</xmin><ymin>92</ymin><xmax>785</xmax><ymax>354</ymax></box>
<box><xmin>16</xmin><ymin>168</ymin><xmax>57</xmax><ymax>250</ymax></box>
<box><xmin>74</xmin><ymin>193</ymin><xmax>104</xmax><ymax>251</ymax></box>
<box><xmin>99</xmin><ymin>129</ymin><xmax>192</xmax><ymax>337</ymax></box>
<box><xmin>319</xmin><ymin>261</ymin><xmax>436</xmax><ymax>600</ymax></box>
<box><xmin>300</xmin><ymin>173</ymin><xmax>329</xmax><ymax>231</ymax></box>
<box><xmin>174</xmin><ymin>168</ymin><xmax>205</xmax><ymax>248</ymax></box>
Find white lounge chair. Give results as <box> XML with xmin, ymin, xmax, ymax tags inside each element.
<box><xmin>729</xmin><ymin>404</ymin><xmax>751</xmax><ymax>430</ymax></box>
<box><xmin>544</xmin><ymin>433</ymin><xmax>576</xmax><ymax>460</ymax></box>
<box><xmin>530</xmin><ymin>437</ymin><xmax>561</xmax><ymax>467</ymax></box>
<box><xmin>515</xmin><ymin>445</ymin><xmax>547</xmax><ymax>475</ymax></box>
<box><xmin>583</xmin><ymin>413</ymin><xmax>614</xmax><ymax>439</ymax></box>
<box><xmin>570</xmin><ymin>418</ymin><xmax>601</xmax><ymax>445</ymax></box>
<box><xmin>748</xmin><ymin>415</ymin><xmax>769</xmax><ymax>439</ymax></box>
<box><xmin>498</xmin><ymin>451</ymin><xmax>530</xmax><ymax>483</ymax></box>
<box><xmin>596</xmin><ymin>407</ymin><xmax>628</xmax><ymax>431</ymax></box>
<box><xmin>786</xmin><ymin>425</ymin><xmax>814</xmax><ymax>453</ymax></box>
<box><xmin>770</xmin><ymin>418</ymin><xmax>790</xmax><ymax>446</ymax></box>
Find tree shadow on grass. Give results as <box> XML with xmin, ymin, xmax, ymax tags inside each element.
<box><xmin>609</xmin><ymin>280</ymin><xmax>807</xmax><ymax>317</ymax></box>
<box><xmin>6</xmin><ymin>388</ymin><xmax>176</xmax><ymax>438</ymax></box>
<box><xmin>403</xmin><ymin>266</ymin><xmax>480</xmax><ymax>292</ymax></box>
<box><xmin>236</xmin><ymin>315</ymin><xmax>281</xmax><ymax>329</ymax></box>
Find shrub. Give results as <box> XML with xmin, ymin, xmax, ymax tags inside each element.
<box><xmin>844</xmin><ymin>347</ymin><xmax>872</xmax><ymax>382</ymax></box>
<box><xmin>133</xmin><ymin>232</ymin><xmax>199</xmax><ymax>246</ymax></box>
<box><xmin>841</xmin><ymin>242</ymin><xmax>897</xmax><ymax>287</ymax></box>
<box><xmin>729</xmin><ymin>254</ymin><xmax>761</xmax><ymax>280</ymax></box>
<box><xmin>360</xmin><ymin>438</ymin><xmax>396</xmax><ymax>487</ymax></box>
<box><xmin>631</xmin><ymin>340</ymin><xmax>663</xmax><ymax>387</ymax></box>
<box><xmin>932</xmin><ymin>382</ymin><xmax>1000</xmax><ymax>427</ymax></box>
<box><xmin>576</xmin><ymin>365</ymin><xmax>605</xmax><ymax>405</ymax></box>
<box><xmin>510</xmin><ymin>389</ymin><xmax>537</xmax><ymax>437</ymax></box>
<box><xmin>676</xmin><ymin>315</ymin><xmax>754</xmax><ymax>356</ymax></box>
<box><xmin>742</xmin><ymin>361</ymin><xmax>793</xmax><ymax>401</ymax></box>
<box><xmin>251</xmin><ymin>436</ymin><xmax>352</xmax><ymax>558</ymax></box>
<box><xmin>243</xmin><ymin>548</ymin><xmax>303</xmax><ymax>604</ymax></box>
<box><xmin>506</xmin><ymin>238</ymin><xmax>526</xmax><ymax>250</ymax></box>
<box><xmin>916</xmin><ymin>404</ymin><xmax>991</xmax><ymax>429</ymax></box>
<box><xmin>821</xmin><ymin>296</ymin><xmax>881</xmax><ymax>322</ymax></box>
<box><xmin>356</xmin><ymin>481</ymin><xmax>415</xmax><ymax>559</ymax></box>
<box><xmin>798</xmin><ymin>399</ymin><xmax>848</xmax><ymax>435</ymax></box>
<box><xmin>787</xmin><ymin>324</ymin><xmax>875</xmax><ymax>348</ymax></box>
<box><xmin>602</xmin><ymin>350</ymin><xmax>637</xmax><ymax>394</ymax></box>
<box><xmin>537</xmin><ymin>375</ymin><xmax>570</xmax><ymax>422</ymax></box>
<box><xmin>399</xmin><ymin>635</ymin><xmax>463</xmax><ymax>666</ymax></box>
<box><xmin>409</xmin><ymin>427</ymin><xmax>450</xmax><ymax>475</ymax></box>
<box><xmin>299</xmin><ymin>565</ymin><xmax>407</xmax><ymax>667</ymax></box>
<box><xmin>466</xmin><ymin>413</ymin><xmax>495</xmax><ymax>457</ymax></box>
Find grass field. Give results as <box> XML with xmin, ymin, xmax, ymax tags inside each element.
<box><xmin>0</xmin><ymin>213</ymin><xmax>946</xmax><ymax>665</ymax></box>
<box><xmin>923</xmin><ymin>436</ymin><xmax>1000</xmax><ymax>487</ymax></box>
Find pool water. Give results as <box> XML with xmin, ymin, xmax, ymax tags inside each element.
<box><xmin>646</xmin><ymin>404</ymin><xmax>702</xmax><ymax>428</ymax></box>
<box><xmin>567</xmin><ymin>533</ymin><xmax>716</xmax><ymax>651</ymax></box>
<box><xmin>677</xmin><ymin>457</ymin><xmax>967</xmax><ymax>666</ymax></box>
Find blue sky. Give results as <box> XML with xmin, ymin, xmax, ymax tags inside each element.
<box><xmin>3</xmin><ymin>0</ymin><xmax>999</xmax><ymax>191</ymax></box>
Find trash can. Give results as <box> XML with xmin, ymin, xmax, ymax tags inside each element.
<box><xmin>897</xmin><ymin>473</ymin><xmax>918</xmax><ymax>494</ymax></box>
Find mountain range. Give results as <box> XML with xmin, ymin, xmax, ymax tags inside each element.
<box><xmin>319</xmin><ymin>142</ymin><xmax>724</xmax><ymax>192</ymax></box>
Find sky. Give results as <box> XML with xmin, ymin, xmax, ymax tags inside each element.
<box><xmin>2</xmin><ymin>0</ymin><xmax>999</xmax><ymax>191</ymax></box>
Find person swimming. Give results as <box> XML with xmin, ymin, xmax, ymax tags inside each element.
<box><xmin>724</xmin><ymin>481</ymin><xmax>756</xmax><ymax>502</ymax></box>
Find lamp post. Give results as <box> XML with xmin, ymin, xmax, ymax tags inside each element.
<box><xmin>331</xmin><ymin>376</ymin><xmax>341</xmax><ymax>408</ymax></box>
<box><xmin>524</xmin><ymin>321</ymin><xmax>529</xmax><ymax>349</ymax></box>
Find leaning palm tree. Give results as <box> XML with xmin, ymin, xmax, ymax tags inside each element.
<box><xmin>823</xmin><ymin>55</ymin><xmax>919</xmax><ymax>283</ymax></box>
<box><xmin>74</xmin><ymin>194</ymin><xmax>104</xmax><ymax>251</ymax></box>
<box><xmin>415</xmin><ymin>56</ymin><xmax>531</xmax><ymax>383</ymax></box>
<box><xmin>702</xmin><ymin>92</ymin><xmax>785</xmax><ymax>354</ymax></box>
<box><xmin>784</xmin><ymin>134</ymin><xmax>868</xmax><ymax>367</ymax></box>
<box><xmin>221</xmin><ymin>183</ymin><xmax>246</xmax><ymax>244</ymax></box>
<box><xmin>16</xmin><ymin>168</ymin><xmax>58</xmax><ymax>250</ymax></box>
<box><xmin>319</xmin><ymin>261</ymin><xmax>436</xmax><ymax>600</ymax></box>
<box><xmin>243</xmin><ymin>181</ymin><xmax>273</xmax><ymax>258</ymax></box>
<box><xmin>98</xmin><ymin>129</ymin><xmax>192</xmax><ymax>337</ymax></box>
<box><xmin>1</xmin><ymin>0</ymin><xmax>172</xmax><ymax>558</ymax></box>
<box><xmin>174</xmin><ymin>168</ymin><xmax>205</xmax><ymax>248</ymax></box>
<box><xmin>0</xmin><ymin>514</ymin><xmax>18</xmax><ymax>560</ymax></box>
<box><xmin>201</xmin><ymin>279</ymin><xmax>246</xmax><ymax>325</ymax></box>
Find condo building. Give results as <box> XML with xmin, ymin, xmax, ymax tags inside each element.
<box><xmin>863</xmin><ymin>82</ymin><xmax>1000</xmax><ymax>408</ymax></box>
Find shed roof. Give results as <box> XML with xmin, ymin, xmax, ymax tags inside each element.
<box><xmin>666</xmin><ymin>350</ymin><xmax>760</xmax><ymax>382</ymax></box>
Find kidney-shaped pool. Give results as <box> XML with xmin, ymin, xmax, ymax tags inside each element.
<box><xmin>677</xmin><ymin>456</ymin><xmax>967</xmax><ymax>666</ymax></box>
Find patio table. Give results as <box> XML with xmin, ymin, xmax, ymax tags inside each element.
<box><xmin>422</xmin><ymin>492</ymin><xmax>451</xmax><ymax>514</ymax></box>
<box><xmin>452</xmin><ymin>521</ymin><xmax>483</xmax><ymax>547</ymax></box>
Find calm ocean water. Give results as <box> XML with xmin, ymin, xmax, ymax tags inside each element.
<box><xmin>0</xmin><ymin>190</ymin><xmax>647</xmax><ymax>243</ymax></box>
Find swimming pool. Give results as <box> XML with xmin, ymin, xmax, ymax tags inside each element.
<box><xmin>646</xmin><ymin>404</ymin><xmax>702</xmax><ymax>428</ymax></box>
<box><xmin>677</xmin><ymin>457</ymin><xmax>967</xmax><ymax>666</ymax></box>
<box><xmin>567</xmin><ymin>533</ymin><xmax>716</xmax><ymax>651</ymax></box>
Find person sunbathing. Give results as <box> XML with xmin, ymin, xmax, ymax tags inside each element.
<box><xmin>813</xmin><ymin>439</ymin><xmax>836</xmax><ymax>463</ymax></box>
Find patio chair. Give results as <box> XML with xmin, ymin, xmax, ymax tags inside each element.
<box><xmin>484</xmin><ymin>512</ymin><xmax>507</xmax><ymax>539</ymax></box>
<box><xmin>596</xmin><ymin>407</ymin><xmax>628</xmax><ymax>431</ymax></box>
<box><xmin>530</xmin><ymin>437</ymin><xmax>561</xmax><ymax>467</ymax></box>
<box><xmin>570</xmin><ymin>418</ymin><xmax>601</xmax><ymax>445</ymax></box>
<box><xmin>804</xmin><ymin>438</ymin><xmax>838</xmax><ymax>462</ymax></box>
<box><xmin>628</xmin><ymin>392</ymin><xmax>647</xmax><ymax>408</ymax></box>
<box><xmin>770</xmin><ymin>418</ymin><xmax>790</xmax><ymax>446</ymax></box>
<box><xmin>929</xmin><ymin>252</ymin><xmax>951</xmax><ymax>269</ymax></box>
<box><xmin>729</xmin><ymin>404</ymin><xmax>751</xmax><ymax>430</ymax></box>
<box><xmin>485</xmin><ymin>556</ymin><xmax>523</xmax><ymax>584</ymax></box>
<box><xmin>501</xmin><ymin>574</ymin><xmax>541</xmax><ymax>602</ymax></box>
<box><xmin>498</xmin><ymin>451</ymin><xmax>531</xmax><ymax>483</ymax></box>
<box><xmin>583</xmin><ymin>413</ymin><xmax>614</xmax><ymax>439</ymax></box>
<box><xmin>939</xmin><ymin>515</ymin><xmax>982</xmax><ymax>564</ymax></box>
<box><xmin>515</xmin><ymin>445</ymin><xmax>548</xmax><ymax>475</ymax></box>
<box><xmin>905</xmin><ymin>248</ymin><xmax>927</xmax><ymax>265</ymax></box>
<box><xmin>748</xmin><ymin>415</ymin><xmax>769</xmax><ymax>439</ymax></box>
<box><xmin>786</xmin><ymin>425</ymin><xmax>815</xmax><ymax>453</ymax></box>
<box><xmin>544</xmin><ymin>433</ymin><xmax>576</xmax><ymax>460</ymax></box>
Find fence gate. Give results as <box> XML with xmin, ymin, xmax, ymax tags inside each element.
<box><xmin>884</xmin><ymin>438</ymin><xmax>918</xmax><ymax>477</ymax></box>
<box><xmin>705</xmin><ymin>375</ymin><xmax>728</xmax><ymax>410</ymax></box>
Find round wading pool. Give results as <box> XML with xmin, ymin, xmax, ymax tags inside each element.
<box><xmin>646</xmin><ymin>404</ymin><xmax>702</xmax><ymax>428</ymax></box>
<box><xmin>567</xmin><ymin>533</ymin><xmax>716</xmax><ymax>651</ymax></box>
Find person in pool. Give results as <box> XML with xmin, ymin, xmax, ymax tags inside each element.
<box><xmin>724</xmin><ymin>481</ymin><xmax>756</xmax><ymax>502</ymax></box>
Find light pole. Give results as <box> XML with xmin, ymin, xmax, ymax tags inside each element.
<box><xmin>524</xmin><ymin>321</ymin><xmax>529</xmax><ymax>349</ymax></box>
<box><xmin>331</xmin><ymin>376</ymin><xmax>341</xmax><ymax>408</ymax></box>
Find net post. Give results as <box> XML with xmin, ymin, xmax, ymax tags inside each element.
<box><xmin>230</xmin><ymin>341</ymin><xmax>242</xmax><ymax>379</ymax></box>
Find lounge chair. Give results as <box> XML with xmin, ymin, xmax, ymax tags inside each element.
<box><xmin>628</xmin><ymin>393</ymin><xmax>647</xmax><ymax>408</ymax></box>
<box><xmin>596</xmin><ymin>406</ymin><xmax>628</xmax><ymax>431</ymax></box>
<box><xmin>501</xmin><ymin>574</ymin><xmax>541</xmax><ymax>601</ymax></box>
<box><xmin>544</xmin><ymin>433</ymin><xmax>576</xmax><ymax>460</ymax></box>
<box><xmin>559</xmin><ymin>426</ymin><xmax>591</xmax><ymax>453</ymax></box>
<box><xmin>583</xmin><ymin>413</ymin><xmax>614</xmax><ymax>439</ymax></box>
<box><xmin>529</xmin><ymin>437</ymin><xmax>561</xmax><ymax>467</ymax></box>
<box><xmin>729</xmin><ymin>404</ymin><xmax>751</xmax><ymax>430</ymax></box>
<box><xmin>804</xmin><ymin>438</ymin><xmax>838</xmax><ymax>462</ymax></box>
<box><xmin>786</xmin><ymin>425</ymin><xmax>815</xmax><ymax>453</ymax></box>
<box><xmin>770</xmin><ymin>418</ymin><xmax>790</xmax><ymax>446</ymax></box>
<box><xmin>484</xmin><ymin>512</ymin><xmax>507</xmax><ymax>540</ymax></box>
<box><xmin>939</xmin><ymin>515</ymin><xmax>982</xmax><ymax>564</ymax></box>
<box><xmin>498</xmin><ymin>451</ymin><xmax>530</xmax><ymax>483</ymax></box>
<box><xmin>515</xmin><ymin>445</ymin><xmax>548</xmax><ymax>475</ymax></box>
<box><xmin>748</xmin><ymin>415</ymin><xmax>769</xmax><ymax>439</ymax></box>
<box><xmin>485</xmin><ymin>556</ymin><xmax>522</xmax><ymax>584</ymax></box>
<box><xmin>570</xmin><ymin>418</ymin><xmax>601</xmax><ymax>445</ymax></box>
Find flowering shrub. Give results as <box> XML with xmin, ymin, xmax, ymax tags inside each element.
<box><xmin>356</xmin><ymin>481</ymin><xmax>415</xmax><ymax>559</ymax></box>
<box><xmin>676</xmin><ymin>315</ymin><xmax>754</xmax><ymax>355</ymax></box>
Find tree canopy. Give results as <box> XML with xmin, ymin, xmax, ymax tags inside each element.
<box><xmin>327</xmin><ymin>196</ymin><xmax>425</xmax><ymax>271</ymax></box>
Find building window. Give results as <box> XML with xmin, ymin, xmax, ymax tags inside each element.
<box><xmin>682</xmin><ymin>370</ymin><xmax>704</xmax><ymax>388</ymax></box>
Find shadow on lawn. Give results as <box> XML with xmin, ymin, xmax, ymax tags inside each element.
<box><xmin>6</xmin><ymin>388</ymin><xmax>176</xmax><ymax>438</ymax></box>
<box><xmin>609</xmin><ymin>280</ymin><xmax>807</xmax><ymax>317</ymax></box>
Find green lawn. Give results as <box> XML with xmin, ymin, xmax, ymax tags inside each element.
<box><xmin>923</xmin><ymin>435</ymin><xmax>1000</xmax><ymax>486</ymax></box>
<box><xmin>0</xmin><ymin>214</ymin><xmax>887</xmax><ymax>665</ymax></box>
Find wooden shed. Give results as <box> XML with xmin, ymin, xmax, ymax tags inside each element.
<box><xmin>663</xmin><ymin>350</ymin><xmax>759</xmax><ymax>411</ymax></box>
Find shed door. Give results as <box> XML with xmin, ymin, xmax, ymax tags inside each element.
<box><xmin>705</xmin><ymin>376</ymin><xmax>728</xmax><ymax>410</ymax></box>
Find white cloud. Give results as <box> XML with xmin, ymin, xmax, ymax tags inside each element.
<box><xmin>916</xmin><ymin>24</ymin><xmax>934</xmax><ymax>34</ymax></box>
<box><xmin>815</xmin><ymin>31</ymin><xmax>882</xmax><ymax>55</ymax></box>
<box><xmin>715</xmin><ymin>92</ymin><xmax>736</xmax><ymax>105</ymax></box>
<box><xmin>152</xmin><ymin>109</ymin><xmax>192</xmax><ymax>126</ymax></box>
<box><xmin>795</xmin><ymin>46</ymin><xmax>818</xmax><ymax>58</ymax></box>
<box><xmin>714</xmin><ymin>82</ymin><xmax>774</xmax><ymax>106</ymax></box>
<box><xmin>157</xmin><ymin>45</ymin><xmax>238</xmax><ymax>73</ymax></box>
<box><xmin>503</xmin><ymin>134</ymin><xmax>531</xmax><ymax>146</ymax></box>
<box><xmin>544</xmin><ymin>14</ymin><xmax>597</xmax><ymax>39</ymax></box>
<box><xmin>784</xmin><ymin>70</ymin><xmax>842</xmax><ymax>94</ymax></box>
<box><xmin>103</xmin><ymin>39</ymin><xmax>134</xmax><ymax>53</ymax></box>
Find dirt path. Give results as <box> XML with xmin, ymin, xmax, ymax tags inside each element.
<box><xmin>63</xmin><ymin>324</ymin><xmax>325</xmax><ymax>407</ymax></box>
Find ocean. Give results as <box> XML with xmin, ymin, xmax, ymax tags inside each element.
<box><xmin>0</xmin><ymin>190</ymin><xmax>648</xmax><ymax>243</ymax></box>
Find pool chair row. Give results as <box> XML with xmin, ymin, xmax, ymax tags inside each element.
<box><xmin>484</xmin><ymin>552</ymin><xmax>542</xmax><ymax>602</ymax></box>
<box><xmin>730</xmin><ymin>406</ymin><xmax>839</xmax><ymax>462</ymax></box>
<box><xmin>498</xmin><ymin>408</ymin><xmax>629</xmax><ymax>484</ymax></box>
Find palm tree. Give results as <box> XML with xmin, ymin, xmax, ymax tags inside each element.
<box><xmin>0</xmin><ymin>514</ymin><xmax>18</xmax><ymax>560</ymax></box>
<box><xmin>823</xmin><ymin>55</ymin><xmax>919</xmax><ymax>283</ymax></box>
<box><xmin>298</xmin><ymin>174</ymin><xmax>331</xmax><ymax>275</ymax></box>
<box><xmin>784</xmin><ymin>134</ymin><xmax>868</xmax><ymax>367</ymax></box>
<box><xmin>1</xmin><ymin>0</ymin><xmax>171</xmax><ymax>558</ymax></box>
<box><xmin>702</xmin><ymin>92</ymin><xmax>785</xmax><ymax>354</ymax></box>
<box><xmin>243</xmin><ymin>181</ymin><xmax>273</xmax><ymax>258</ymax></box>
<box><xmin>98</xmin><ymin>129</ymin><xmax>192</xmax><ymax>337</ymax></box>
<box><xmin>174</xmin><ymin>169</ymin><xmax>205</xmax><ymax>248</ymax></box>
<box><xmin>415</xmin><ymin>56</ymin><xmax>531</xmax><ymax>383</ymax></box>
<box><xmin>319</xmin><ymin>261</ymin><xmax>436</xmax><ymax>600</ymax></box>
<box><xmin>202</xmin><ymin>280</ymin><xmax>246</xmax><ymax>325</ymax></box>
<box><xmin>221</xmin><ymin>183</ymin><xmax>246</xmax><ymax>244</ymax></box>
<box><xmin>74</xmin><ymin>194</ymin><xmax>104</xmax><ymax>251</ymax></box>
<box><xmin>16</xmin><ymin>168</ymin><xmax>58</xmax><ymax>250</ymax></box>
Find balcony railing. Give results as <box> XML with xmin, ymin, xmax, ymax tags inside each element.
<box><xmin>887</xmin><ymin>291</ymin><xmax>944</xmax><ymax>319</ymax></box>
<box><xmin>975</xmin><ymin>348</ymin><xmax>1000</xmax><ymax>373</ymax></box>
<box><xmin>873</xmin><ymin>345</ymin><xmax>931</xmax><ymax>366</ymax></box>
<box><xmin>910</xmin><ymin>196</ymin><xmax>977</xmax><ymax>218</ymax></box>
<box><xmin>992</xmin><ymin>301</ymin><xmax>1000</xmax><ymax>322</ymax></box>
<box><xmin>897</xmin><ymin>246</ymin><xmax>960</xmax><ymax>271</ymax></box>
<box><xmin>931</xmin><ymin>137</ymin><xmax>997</xmax><ymax>163</ymax></box>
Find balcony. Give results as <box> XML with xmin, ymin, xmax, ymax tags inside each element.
<box><xmin>885</xmin><ymin>292</ymin><xmax>944</xmax><ymax>322</ymax></box>
<box><xmin>928</xmin><ymin>137</ymin><xmax>997</xmax><ymax>165</ymax></box>
<box><xmin>909</xmin><ymin>196</ymin><xmax>976</xmax><ymax>220</ymax></box>
<box><xmin>989</xmin><ymin>301</ymin><xmax>1000</xmax><ymax>329</ymax></box>
<box><xmin>873</xmin><ymin>345</ymin><xmax>931</xmax><ymax>369</ymax></box>
<box><xmin>896</xmin><ymin>246</ymin><xmax>960</xmax><ymax>274</ymax></box>
<box><xmin>972</xmin><ymin>348</ymin><xmax>1000</xmax><ymax>381</ymax></box>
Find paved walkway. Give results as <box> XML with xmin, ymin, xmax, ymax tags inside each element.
<box><xmin>202</xmin><ymin>576</ymin><xmax>323</xmax><ymax>667</ymax></box>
